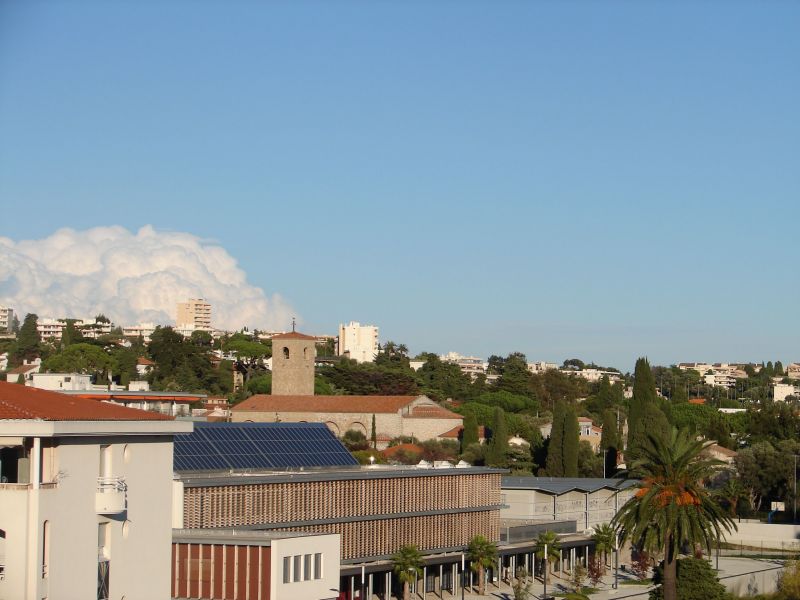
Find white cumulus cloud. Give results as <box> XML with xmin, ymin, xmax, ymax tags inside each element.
<box><xmin>0</xmin><ymin>225</ymin><xmax>296</xmax><ymax>330</ymax></box>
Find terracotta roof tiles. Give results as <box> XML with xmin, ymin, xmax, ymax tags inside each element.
<box><xmin>0</xmin><ymin>381</ymin><xmax>173</xmax><ymax>421</ymax></box>
<box><xmin>271</xmin><ymin>331</ymin><xmax>317</xmax><ymax>341</ymax></box>
<box><xmin>233</xmin><ymin>395</ymin><xmax>420</xmax><ymax>414</ymax></box>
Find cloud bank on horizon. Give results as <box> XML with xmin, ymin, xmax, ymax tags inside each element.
<box><xmin>0</xmin><ymin>225</ymin><xmax>295</xmax><ymax>331</ymax></box>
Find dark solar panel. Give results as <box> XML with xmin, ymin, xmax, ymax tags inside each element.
<box><xmin>173</xmin><ymin>422</ymin><xmax>358</xmax><ymax>472</ymax></box>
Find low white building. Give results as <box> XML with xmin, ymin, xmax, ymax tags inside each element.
<box><xmin>30</xmin><ymin>372</ymin><xmax>93</xmax><ymax>391</ymax></box>
<box><xmin>0</xmin><ymin>381</ymin><xmax>192</xmax><ymax>600</ymax></box>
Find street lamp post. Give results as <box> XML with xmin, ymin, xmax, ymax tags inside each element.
<box><xmin>461</xmin><ymin>553</ymin><xmax>465</xmax><ymax>600</ymax></box>
<box><xmin>543</xmin><ymin>543</ymin><xmax>548</xmax><ymax>599</ymax></box>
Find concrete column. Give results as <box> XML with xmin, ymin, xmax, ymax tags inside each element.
<box><xmin>559</xmin><ymin>549</ymin><xmax>563</xmax><ymax>575</ymax></box>
<box><xmin>423</xmin><ymin>566</ymin><xmax>426</xmax><ymax>598</ymax></box>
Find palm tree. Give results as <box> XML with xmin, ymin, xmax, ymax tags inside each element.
<box><xmin>468</xmin><ymin>535</ymin><xmax>497</xmax><ymax>595</ymax></box>
<box><xmin>714</xmin><ymin>477</ymin><xmax>746</xmax><ymax>518</ymax></box>
<box><xmin>392</xmin><ymin>545</ymin><xmax>423</xmax><ymax>600</ymax></box>
<box><xmin>611</xmin><ymin>427</ymin><xmax>736</xmax><ymax>600</ymax></box>
<box><xmin>592</xmin><ymin>523</ymin><xmax>615</xmax><ymax>571</ymax></box>
<box><xmin>534</xmin><ymin>530</ymin><xmax>560</xmax><ymax>586</ymax></box>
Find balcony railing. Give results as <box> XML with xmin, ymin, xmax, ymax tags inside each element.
<box><xmin>96</xmin><ymin>477</ymin><xmax>127</xmax><ymax>514</ymax></box>
<box><xmin>0</xmin><ymin>482</ymin><xmax>58</xmax><ymax>491</ymax></box>
<box><xmin>97</xmin><ymin>477</ymin><xmax>127</xmax><ymax>493</ymax></box>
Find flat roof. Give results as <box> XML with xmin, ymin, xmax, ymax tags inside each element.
<box><xmin>172</xmin><ymin>528</ymin><xmax>333</xmax><ymax>546</ymax></box>
<box><xmin>178</xmin><ymin>464</ymin><xmax>506</xmax><ymax>487</ymax></box>
<box><xmin>501</xmin><ymin>476</ymin><xmax>636</xmax><ymax>494</ymax></box>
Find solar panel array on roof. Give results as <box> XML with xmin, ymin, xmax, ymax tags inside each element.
<box><xmin>174</xmin><ymin>422</ymin><xmax>358</xmax><ymax>472</ymax></box>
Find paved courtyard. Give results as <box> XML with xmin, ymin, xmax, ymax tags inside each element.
<box><xmin>452</xmin><ymin>556</ymin><xmax>784</xmax><ymax>600</ymax></box>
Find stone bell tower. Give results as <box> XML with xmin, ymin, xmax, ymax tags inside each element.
<box><xmin>270</xmin><ymin>323</ymin><xmax>316</xmax><ymax>396</ymax></box>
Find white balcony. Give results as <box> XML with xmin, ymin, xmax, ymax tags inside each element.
<box><xmin>96</xmin><ymin>477</ymin><xmax>127</xmax><ymax>515</ymax></box>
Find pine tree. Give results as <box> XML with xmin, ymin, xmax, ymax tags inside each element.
<box><xmin>462</xmin><ymin>413</ymin><xmax>479</xmax><ymax>450</ymax></box>
<box><xmin>546</xmin><ymin>401</ymin><xmax>566</xmax><ymax>476</ymax></box>
<box><xmin>486</xmin><ymin>407</ymin><xmax>509</xmax><ymax>467</ymax></box>
<box><xmin>563</xmin><ymin>404</ymin><xmax>579</xmax><ymax>477</ymax></box>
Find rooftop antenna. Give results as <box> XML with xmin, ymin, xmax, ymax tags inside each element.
<box><xmin>291</xmin><ymin>317</ymin><xmax>296</xmax><ymax>332</ymax></box>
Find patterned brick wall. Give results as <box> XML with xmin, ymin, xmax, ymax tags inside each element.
<box><xmin>183</xmin><ymin>472</ymin><xmax>501</xmax><ymax>560</ymax></box>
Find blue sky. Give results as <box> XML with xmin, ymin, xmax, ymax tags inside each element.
<box><xmin>1</xmin><ymin>1</ymin><xmax>798</xmax><ymax>371</ymax></box>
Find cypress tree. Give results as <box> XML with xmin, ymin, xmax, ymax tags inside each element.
<box><xmin>546</xmin><ymin>401</ymin><xmax>566</xmax><ymax>476</ymax></box>
<box><xmin>462</xmin><ymin>413</ymin><xmax>479</xmax><ymax>451</ymax></box>
<box><xmin>563</xmin><ymin>404</ymin><xmax>579</xmax><ymax>477</ymax></box>
<box><xmin>628</xmin><ymin>357</ymin><xmax>657</xmax><ymax>454</ymax></box>
<box><xmin>596</xmin><ymin>375</ymin><xmax>614</xmax><ymax>410</ymax></box>
<box><xmin>15</xmin><ymin>313</ymin><xmax>40</xmax><ymax>362</ymax></box>
<box><xmin>371</xmin><ymin>414</ymin><xmax>377</xmax><ymax>449</ymax></box>
<box><xmin>600</xmin><ymin>409</ymin><xmax>619</xmax><ymax>476</ymax></box>
<box><xmin>486</xmin><ymin>407</ymin><xmax>509</xmax><ymax>467</ymax></box>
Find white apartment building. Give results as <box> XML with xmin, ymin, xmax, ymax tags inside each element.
<box><xmin>775</xmin><ymin>382</ymin><xmax>800</xmax><ymax>402</ymax></box>
<box><xmin>560</xmin><ymin>368</ymin><xmax>622</xmax><ymax>384</ymax></box>
<box><xmin>176</xmin><ymin>299</ymin><xmax>212</xmax><ymax>331</ymax></box>
<box><xmin>122</xmin><ymin>322</ymin><xmax>157</xmax><ymax>341</ymax></box>
<box><xmin>337</xmin><ymin>321</ymin><xmax>379</xmax><ymax>363</ymax></box>
<box><xmin>0</xmin><ymin>307</ymin><xmax>14</xmax><ymax>333</ymax></box>
<box><xmin>439</xmin><ymin>352</ymin><xmax>486</xmax><ymax>379</ymax></box>
<box><xmin>36</xmin><ymin>318</ymin><xmax>67</xmax><ymax>341</ymax></box>
<box><xmin>527</xmin><ymin>361</ymin><xmax>558</xmax><ymax>374</ymax></box>
<box><xmin>788</xmin><ymin>363</ymin><xmax>800</xmax><ymax>379</ymax></box>
<box><xmin>0</xmin><ymin>381</ymin><xmax>192</xmax><ymax>600</ymax></box>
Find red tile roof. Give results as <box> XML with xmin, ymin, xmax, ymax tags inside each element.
<box><xmin>271</xmin><ymin>331</ymin><xmax>317</xmax><ymax>341</ymax></box>
<box><xmin>0</xmin><ymin>382</ymin><xmax>173</xmax><ymax>421</ymax></box>
<box><xmin>136</xmin><ymin>357</ymin><xmax>155</xmax><ymax>366</ymax></box>
<box><xmin>381</xmin><ymin>443</ymin><xmax>423</xmax><ymax>459</ymax></box>
<box><xmin>233</xmin><ymin>395</ymin><xmax>421</xmax><ymax>414</ymax></box>
<box><xmin>438</xmin><ymin>425</ymin><xmax>486</xmax><ymax>439</ymax></box>
<box><xmin>408</xmin><ymin>405</ymin><xmax>462</xmax><ymax>419</ymax></box>
<box><xmin>8</xmin><ymin>364</ymin><xmax>38</xmax><ymax>375</ymax></box>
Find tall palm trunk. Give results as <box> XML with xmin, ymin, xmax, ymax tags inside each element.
<box><xmin>663</xmin><ymin>537</ymin><xmax>677</xmax><ymax>600</ymax></box>
<box><xmin>478</xmin><ymin>567</ymin><xmax>485</xmax><ymax>595</ymax></box>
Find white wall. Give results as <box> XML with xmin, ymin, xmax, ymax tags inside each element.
<box><xmin>0</xmin><ymin>435</ymin><xmax>176</xmax><ymax>600</ymax></box>
<box><xmin>271</xmin><ymin>534</ymin><xmax>340</xmax><ymax>600</ymax></box>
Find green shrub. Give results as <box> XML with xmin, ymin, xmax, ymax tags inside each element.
<box><xmin>649</xmin><ymin>558</ymin><xmax>726</xmax><ymax>600</ymax></box>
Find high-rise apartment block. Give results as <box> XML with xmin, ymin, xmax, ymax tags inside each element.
<box><xmin>337</xmin><ymin>321</ymin><xmax>378</xmax><ymax>363</ymax></box>
<box><xmin>0</xmin><ymin>306</ymin><xmax>13</xmax><ymax>333</ymax></box>
<box><xmin>176</xmin><ymin>298</ymin><xmax>212</xmax><ymax>331</ymax></box>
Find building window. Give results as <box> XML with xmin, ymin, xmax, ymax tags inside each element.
<box><xmin>41</xmin><ymin>521</ymin><xmax>49</xmax><ymax>579</ymax></box>
<box><xmin>303</xmin><ymin>554</ymin><xmax>312</xmax><ymax>581</ymax></box>
<box><xmin>314</xmin><ymin>553</ymin><xmax>322</xmax><ymax>579</ymax></box>
<box><xmin>98</xmin><ymin>523</ymin><xmax>110</xmax><ymax>559</ymax></box>
<box><xmin>293</xmin><ymin>555</ymin><xmax>302</xmax><ymax>582</ymax></box>
<box><xmin>283</xmin><ymin>347</ymin><xmax>290</xmax><ymax>360</ymax></box>
<box><xmin>283</xmin><ymin>556</ymin><xmax>291</xmax><ymax>583</ymax></box>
